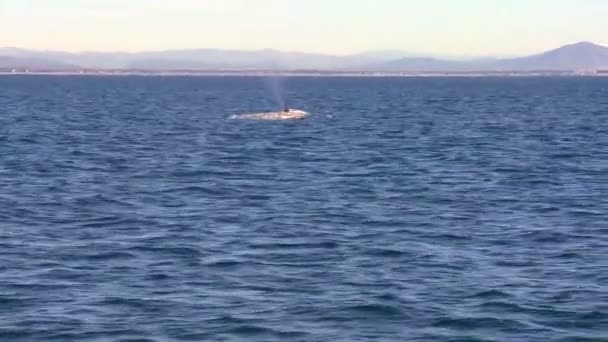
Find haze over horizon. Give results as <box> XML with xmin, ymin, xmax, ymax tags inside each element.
<box><xmin>1</xmin><ymin>0</ymin><xmax>607</xmax><ymax>57</ymax></box>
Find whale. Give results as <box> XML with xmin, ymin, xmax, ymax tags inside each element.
<box><xmin>234</xmin><ymin>108</ymin><xmax>309</xmax><ymax>120</ymax></box>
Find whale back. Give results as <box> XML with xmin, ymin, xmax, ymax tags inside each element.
<box><xmin>236</xmin><ymin>109</ymin><xmax>309</xmax><ymax>120</ymax></box>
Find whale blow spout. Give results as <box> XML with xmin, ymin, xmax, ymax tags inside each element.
<box><xmin>235</xmin><ymin>108</ymin><xmax>309</xmax><ymax>121</ymax></box>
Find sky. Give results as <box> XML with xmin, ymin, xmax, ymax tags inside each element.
<box><xmin>0</xmin><ymin>0</ymin><xmax>606</xmax><ymax>56</ymax></box>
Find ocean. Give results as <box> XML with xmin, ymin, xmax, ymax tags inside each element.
<box><xmin>0</xmin><ymin>76</ymin><xmax>606</xmax><ymax>341</ymax></box>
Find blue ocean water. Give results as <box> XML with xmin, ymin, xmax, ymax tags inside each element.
<box><xmin>0</xmin><ymin>76</ymin><xmax>606</xmax><ymax>341</ymax></box>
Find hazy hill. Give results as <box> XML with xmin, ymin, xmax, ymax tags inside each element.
<box><xmin>374</xmin><ymin>42</ymin><xmax>608</xmax><ymax>71</ymax></box>
<box><xmin>0</xmin><ymin>52</ymin><xmax>73</xmax><ymax>70</ymax></box>
<box><xmin>1</xmin><ymin>42</ymin><xmax>607</xmax><ymax>71</ymax></box>
<box><xmin>496</xmin><ymin>41</ymin><xmax>608</xmax><ymax>70</ymax></box>
<box><xmin>0</xmin><ymin>47</ymin><xmax>376</xmax><ymax>70</ymax></box>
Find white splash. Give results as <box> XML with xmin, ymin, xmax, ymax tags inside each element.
<box><xmin>235</xmin><ymin>108</ymin><xmax>310</xmax><ymax>121</ymax></box>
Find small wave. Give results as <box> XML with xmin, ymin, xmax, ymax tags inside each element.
<box><xmin>128</xmin><ymin>245</ymin><xmax>202</xmax><ymax>258</ymax></box>
<box><xmin>227</xmin><ymin>324</ymin><xmax>274</xmax><ymax>336</ymax></box>
<box><xmin>77</xmin><ymin>215</ymin><xmax>127</xmax><ymax>228</ymax></box>
<box><xmin>224</xmin><ymin>324</ymin><xmax>308</xmax><ymax>339</ymax></box>
<box><xmin>477</xmin><ymin>301</ymin><xmax>525</xmax><ymax>312</ymax></box>
<box><xmin>144</xmin><ymin>273</ymin><xmax>171</xmax><ymax>281</ymax></box>
<box><xmin>0</xmin><ymin>295</ymin><xmax>26</xmax><ymax>306</ymax></box>
<box><xmin>494</xmin><ymin>259</ymin><xmax>536</xmax><ymax>267</ymax></box>
<box><xmin>556</xmin><ymin>336</ymin><xmax>608</xmax><ymax>342</ymax></box>
<box><xmin>374</xmin><ymin>293</ymin><xmax>401</xmax><ymax>301</ymax></box>
<box><xmin>428</xmin><ymin>233</ymin><xmax>472</xmax><ymax>240</ymax></box>
<box><xmin>248</xmin><ymin>241</ymin><xmax>339</xmax><ymax>250</ymax></box>
<box><xmin>36</xmin><ymin>267</ymin><xmax>89</xmax><ymax>281</ymax></box>
<box><xmin>43</xmin><ymin>329</ymin><xmax>151</xmax><ymax>341</ymax></box>
<box><xmin>71</xmin><ymin>194</ymin><xmax>135</xmax><ymax>208</ymax></box>
<box><xmin>364</xmin><ymin>248</ymin><xmax>411</xmax><ymax>258</ymax></box>
<box><xmin>203</xmin><ymin>258</ymin><xmax>245</xmax><ymax>268</ymax></box>
<box><xmin>0</xmin><ymin>329</ymin><xmax>33</xmax><ymax>340</ymax></box>
<box><xmin>467</xmin><ymin>289</ymin><xmax>513</xmax><ymax>299</ymax></box>
<box><xmin>343</xmin><ymin>303</ymin><xmax>406</xmax><ymax>318</ymax></box>
<box><xmin>568</xmin><ymin>209</ymin><xmax>605</xmax><ymax>217</ymax></box>
<box><xmin>116</xmin><ymin>338</ymin><xmax>157</xmax><ymax>342</ymax></box>
<box><xmin>549</xmin><ymin>251</ymin><xmax>583</xmax><ymax>259</ymax></box>
<box><xmin>518</xmin><ymin>230</ymin><xmax>573</xmax><ymax>244</ymax></box>
<box><xmin>433</xmin><ymin>316</ymin><xmax>528</xmax><ymax>330</ymax></box>
<box><xmin>157</xmin><ymin>185</ymin><xmax>230</xmax><ymax>197</ymax></box>
<box><xmin>83</xmin><ymin>251</ymin><xmax>136</xmax><ymax>261</ymax></box>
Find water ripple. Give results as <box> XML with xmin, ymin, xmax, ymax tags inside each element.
<box><xmin>0</xmin><ymin>76</ymin><xmax>606</xmax><ymax>341</ymax></box>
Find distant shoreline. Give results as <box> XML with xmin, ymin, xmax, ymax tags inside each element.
<box><xmin>0</xmin><ymin>70</ymin><xmax>606</xmax><ymax>77</ymax></box>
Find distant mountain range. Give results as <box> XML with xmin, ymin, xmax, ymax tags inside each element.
<box><xmin>1</xmin><ymin>42</ymin><xmax>607</xmax><ymax>71</ymax></box>
<box><xmin>376</xmin><ymin>42</ymin><xmax>608</xmax><ymax>71</ymax></box>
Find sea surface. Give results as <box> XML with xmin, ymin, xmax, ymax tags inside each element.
<box><xmin>0</xmin><ymin>76</ymin><xmax>606</xmax><ymax>341</ymax></box>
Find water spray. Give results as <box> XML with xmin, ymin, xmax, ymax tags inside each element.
<box><xmin>265</xmin><ymin>75</ymin><xmax>285</xmax><ymax>110</ymax></box>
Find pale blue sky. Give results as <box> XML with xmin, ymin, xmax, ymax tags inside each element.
<box><xmin>1</xmin><ymin>0</ymin><xmax>606</xmax><ymax>55</ymax></box>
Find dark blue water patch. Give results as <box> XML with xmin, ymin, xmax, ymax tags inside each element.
<box><xmin>432</xmin><ymin>316</ymin><xmax>529</xmax><ymax>330</ymax></box>
<box><xmin>467</xmin><ymin>289</ymin><xmax>514</xmax><ymax>299</ymax></box>
<box><xmin>0</xmin><ymin>75</ymin><xmax>607</xmax><ymax>341</ymax></box>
